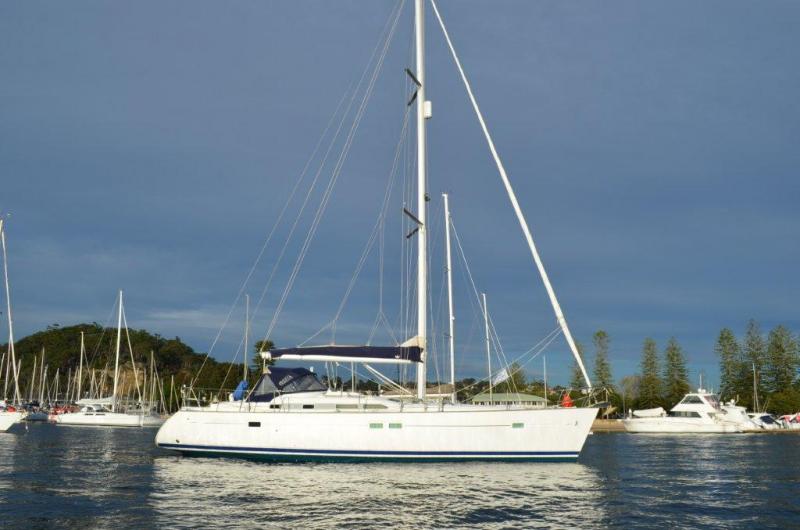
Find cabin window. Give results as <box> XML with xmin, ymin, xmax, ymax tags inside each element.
<box><xmin>369</xmin><ymin>423</ymin><xmax>383</xmax><ymax>429</ymax></box>
<box><xmin>669</xmin><ymin>411</ymin><xmax>701</xmax><ymax>418</ymax></box>
<box><xmin>248</xmin><ymin>421</ymin><xmax>261</xmax><ymax>427</ymax></box>
<box><xmin>302</xmin><ymin>404</ymin><xmax>314</xmax><ymax>409</ymax></box>
<box><xmin>680</xmin><ymin>395</ymin><xmax>704</xmax><ymax>404</ymax></box>
<box><xmin>269</xmin><ymin>404</ymin><xmax>280</xmax><ymax>409</ymax></box>
<box><xmin>389</xmin><ymin>423</ymin><xmax>402</xmax><ymax>429</ymax></box>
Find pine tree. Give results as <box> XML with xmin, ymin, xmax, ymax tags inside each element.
<box><xmin>739</xmin><ymin>320</ymin><xmax>766</xmax><ymax>409</ymax></box>
<box><xmin>592</xmin><ymin>330</ymin><xmax>614</xmax><ymax>391</ymax></box>
<box><xmin>569</xmin><ymin>342</ymin><xmax>587</xmax><ymax>390</ymax></box>
<box><xmin>764</xmin><ymin>325</ymin><xmax>798</xmax><ymax>394</ymax></box>
<box><xmin>662</xmin><ymin>337</ymin><xmax>689</xmax><ymax>407</ymax></box>
<box><xmin>715</xmin><ymin>328</ymin><xmax>741</xmax><ymax>400</ymax></box>
<box><xmin>638</xmin><ymin>338</ymin><xmax>662</xmax><ymax>409</ymax></box>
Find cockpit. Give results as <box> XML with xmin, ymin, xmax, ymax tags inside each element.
<box><xmin>247</xmin><ymin>367</ymin><xmax>326</xmax><ymax>402</ymax></box>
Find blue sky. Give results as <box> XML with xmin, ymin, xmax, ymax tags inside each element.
<box><xmin>1</xmin><ymin>1</ymin><xmax>798</xmax><ymax>388</ymax></box>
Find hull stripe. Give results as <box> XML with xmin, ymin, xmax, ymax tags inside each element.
<box><xmin>157</xmin><ymin>443</ymin><xmax>578</xmax><ymax>458</ymax></box>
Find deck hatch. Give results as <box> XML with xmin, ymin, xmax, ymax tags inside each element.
<box><xmin>512</xmin><ymin>422</ymin><xmax>524</xmax><ymax>429</ymax></box>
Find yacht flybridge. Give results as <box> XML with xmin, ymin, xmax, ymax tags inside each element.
<box><xmin>156</xmin><ymin>0</ymin><xmax>598</xmax><ymax>461</ymax></box>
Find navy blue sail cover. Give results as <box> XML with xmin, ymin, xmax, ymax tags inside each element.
<box><xmin>266</xmin><ymin>345</ymin><xmax>422</xmax><ymax>363</ymax></box>
<box><xmin>247</xmin><ymin>367</ymin><xmax>326</xmax><ymax>402</ymax></box>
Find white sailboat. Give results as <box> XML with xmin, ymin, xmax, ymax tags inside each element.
<box><xmin>155</xmin><ymin>0</ymin><xmax>597</xmax><ymax>461</ymax></box>
<box><xmin>0</xmin><ymin>217</ymin><xmax>25</xmax><ymax>432</ymax></box>
<box><xmin>58</xmin><ymin>291</ymin><xmax>165</xmax><ymax>428</ymax></box>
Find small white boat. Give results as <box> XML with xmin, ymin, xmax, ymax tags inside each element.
<box><xmin>777</xmin><ymin>414</ymin><xmax>800</xmax><ymax>430</ymax></box>
<box><xmin>0</xmin><ymin>408</ymin><xmax>25</xmax><ymax>432</ymax></box>
<box><xmin>718</xmin><ymin>401</ymin><xmax>761</xmax><ymax>430</ymax></box>
<box><xmin>57</xmin><ymin>401</ymin><xmax>164</xmax><ymax>428</ymax></box>
<box><xmin>623</xmin><ymin>390</ymin><xmax>741</xmax><ymax>433</ymax></box>
<box><xmin>748</xmin><ymin>412</ymin><xmax>781</xmax><ymax>430</ymax></box>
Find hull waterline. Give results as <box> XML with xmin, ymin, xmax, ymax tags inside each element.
<box><xmin>156</xmin><ymin>405</ymin><xmax>597</xmax><ymax>462</ymax></box>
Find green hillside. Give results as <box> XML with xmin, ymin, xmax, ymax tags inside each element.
<box><xmin>1</xmin><ymin>323</ymin><xmax>255</xmax><ymax>405</ymax></box>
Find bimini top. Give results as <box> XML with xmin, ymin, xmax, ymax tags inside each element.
<box><xmin>247</xmin><ymin>367</ymin><xmax>326</xmax><ymax>402</ymax></box>
<box><xmin>262</xmin><ymin>345</ymin><xmax>422</xmax><ymax>364</ymax></box>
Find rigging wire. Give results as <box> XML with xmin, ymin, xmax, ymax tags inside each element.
<box><xmin>189</xmin><ymin>0</ymin><xmax>407</xmax><ymax>388</ymax></box>
<box><xmin>261</xmin><ymin>0</ymin><xmax>406</xmax><ymax>345</ymax></box>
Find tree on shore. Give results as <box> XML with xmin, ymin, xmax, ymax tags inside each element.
<box><xmin>592</xmin><ymin>330</ymin><xmax>614</xmax><ymax>392</ymax></box>
<box><xmin>715</xmin><ymin>328</ymin><xmax>741</xmax><ymax>400</ymax></box>
<box><xmin>739</xmin><ymin>320</ymin><xmax>766</xmax><ymax>409</ymax></box>
<box><xmin>662</xmin><ymin>337</ymin><xmax>689</xmax><ymax>407</ymax></box>
<box><xmin>764</xmin><ymin>325</ymin><xmax>798</xmax><ymax>394</ymax></box>
<box><xmin>637</xmin><ymin>338</ymin><xmax>662</xmax><ymax>409</ymax></box>
<box><xmin>251</xmin><ymin>339</ymin><xmax>275</xmax><ymax>372</ymax></box>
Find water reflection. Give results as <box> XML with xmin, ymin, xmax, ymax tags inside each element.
<box><xmin>151</xmin><ymin>456</ymin><xmax>606</xmax><ymax>529</ymax></box>
<box><xmin>4</xmin><ymin>427</ymin><xmax>800</xmax><ymax>529</ymax></box>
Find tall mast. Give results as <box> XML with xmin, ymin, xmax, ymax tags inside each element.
<box><xmin>40</xmin><ymin>365</ymin><xmax>48</xmax><ymax>405</ymax></box>
<box><xmin>28</xmin><ymin>354</ymin><xmax>37</xmax><ymax>403</ymax></box>
<box><xmin>77</xmin><ymin>331</ymin><xmax>85</xmax><ymax>401</ymax></box>
<box><xmin>543</xmin><ymin>355</ymin><xmax>548</xmax><ymax>406</ymax></box>
<box><xmin>244</xmin><ymin>294</ymin><xmax>249</xmax><ymax>382</ymax></box>
<box><xmin>0</xmin><ymin>219</ymin><xmax>22</xmax><ymax>405</ymax></box>
<box><xmin>443</xmin><ymin>193</ymin><xmax>456</xmax><ymax>403</ymax></box>
<box><xmin>414</xmin><ymin>0</ymin><xmax>429</xmax><ymax>401</ymax></box>
<box><xmin>39</xmin><ymin>349</ymin><xmax>46</xmax><ymax>404</ymax></box>
<box><xmin>112</xmin><ymin>290</ymin><xmax>123</xmax><ymax>412</ymax></box>
<box><xmin>482</xmin><ymin>292</ymin><xmax>492</xmax><ymax>403</ymax></box>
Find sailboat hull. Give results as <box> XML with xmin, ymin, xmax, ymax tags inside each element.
<box><xmin>156</xmin><ymin>406</ymin><xmax>597</xmax><ymax>462</ymax></box>
<box><xmin>57</xmin><ymin>411</ymin><xmax>165</xmax><ymax>428</ymax></box>
<box><xmin>0</xmin><ymin>411</ymin><xmax>25</xmax><ymax>432</ymax></box>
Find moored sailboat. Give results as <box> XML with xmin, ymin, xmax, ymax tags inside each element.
<box><xmin>0</xmin><ymin>217</ymin><xmax>26</xmax><ymax>432</ymax></box>
<box><xmin>58</xmin><ymin>291</ymin><xmax>165</xmax><ymax>428</ymax></box>
<box><xmin>156</xmin><ymin>0</ymin><xmax>598</xmax><ymax>461</ymax></box>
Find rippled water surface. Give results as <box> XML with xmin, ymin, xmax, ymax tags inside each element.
<box><xmin>2</xmin><ymin>424</ymin><xmax>799</xmax><ymax>528</ymax></box>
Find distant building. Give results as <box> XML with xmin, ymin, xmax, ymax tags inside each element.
<box><xmin>469</xmin><ymin>392</ymin><xmax>547</xmax><ymax>407</ymax></box>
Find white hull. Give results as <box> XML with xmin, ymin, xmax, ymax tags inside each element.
<box><xmin>156</xmin><ymin>405</ymin><xmax>597</xmax><ymax>461</ymax></box>
<box><xmin>58</xmin><ymin>411</ymin><xmax>165</xmax><ymax>428</ymax></box>
<box><xmin>0</xmin><ymin>411</ymin><xmax>24</xmax><ymax>432</ymax></box>
<box><xmin>622</xmin><ymin>418</ymin><xmax>740</xmax><ymax>433</ymax></box>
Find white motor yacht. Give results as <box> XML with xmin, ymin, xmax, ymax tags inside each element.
<box><xmin>623</xmin><ymin>390</ymin><xmax>741</xmax><ymax>433</ymax></box>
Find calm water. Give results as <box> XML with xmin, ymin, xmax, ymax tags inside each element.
<box><xmin>1</xmin><ymin>424</ymin><xmax>799</xmax><ymax>529</ymax></box>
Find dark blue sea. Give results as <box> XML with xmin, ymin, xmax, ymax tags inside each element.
<box><xmin>1</xmin><ymin>423</ymin><xmax>799</xmax><ymax>529</ymax></box>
